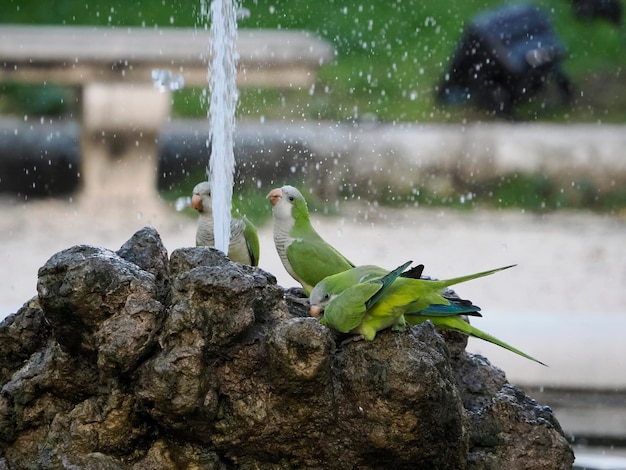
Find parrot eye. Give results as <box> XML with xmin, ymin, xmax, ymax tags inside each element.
<box><xmin>288</xmin><ymin>196</ymin><xmax>295</xmax><ymax>202</ymax></box>
<box><xmin>323</xmin><ymin>293</ymin><xmax>330</xmax><ymax>300</ymax></box>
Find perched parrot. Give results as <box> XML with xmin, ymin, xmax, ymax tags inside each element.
<box><xmin>191</xmin><ymin>181</ymin><xmax>260</xmax><ymax>266</ymax></box>
<box><xmin>267</xmin><ymin>185</ymin><xmax>354</xmax><ymax>295</ymax></box>
<box><xmin>309</xmin><ymin>261</ymin><xmax>545</xmax><ymax>365</ymax></box>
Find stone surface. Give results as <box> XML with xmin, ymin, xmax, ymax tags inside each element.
<box><xmin>0</xmin><ymin>227</ymin><xmax>574</xmax><ymax>469</ymax></box>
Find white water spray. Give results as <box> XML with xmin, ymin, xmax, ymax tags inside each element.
<box><xmin>201</xmin><ymin>0</ymin><xmax>239</xmax><ymax>254</ymax></box>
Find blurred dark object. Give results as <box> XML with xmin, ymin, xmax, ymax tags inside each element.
<box><xmin>0</xmin><ymin>119</ymin><xmax>80</xmax><ymax>198</ymax></box>
<box><xmin>0</xmin><ymin>119</ymin><xmax>313</xmax><ymax>199</ymax></box>
<box><xmin>571</xmin><ymin>0</ymin><xmax>622</xmax><ymax>24</ymax></box>
<box><xmin>0</xmin><ymin>83</ymin><xmax>75</xmax><ymax>116</ymax></box>
<box><xmin>437</xmin><ymin>3</ymin><xmax>572</xmax><ymax>116</ymax></box>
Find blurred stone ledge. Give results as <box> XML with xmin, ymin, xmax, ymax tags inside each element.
<box><xmin>0</xmin><ymin>117</ymin><xmax>624</xmax><ymax>198</ymax></box>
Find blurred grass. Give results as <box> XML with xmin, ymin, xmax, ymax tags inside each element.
<box><xmin>169</xmin><ymin>161</ymin><xmax>626</xmax><ymax>223</ymax></box>
<box><xmin>1</xmin><ymin>0</ymin><xmax>624</xmax><ymax>122</ymax></box>
<box><xmin>1</xmin><ymin>0</ymin><xmax>625</xmax><ymax>215</ymax></box>
<box><xmin>337</xmin><ymin>171</ymin><xmax>626</xmax><ymax>215</ymax></box>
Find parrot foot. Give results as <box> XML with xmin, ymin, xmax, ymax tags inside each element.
<box><xmin>339</xmin><ymin>335</ymin><xmax>367</xmax><ymax>346</ymax></box>
<box><xmin>391</xmin><ymin>319</ymin><xmax>407</xmax><ymax>332</ymax></box>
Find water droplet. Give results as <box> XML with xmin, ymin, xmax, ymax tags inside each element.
<box><xmin>237</xmin><ymin>7</ymin><xmax>250</xmax><ymax>20</ymax></box>
<box><xmin>151</xmin><ymin>69</ymin><xmax>185</xmax><ymax>92</ymax></box>
<box><xmin>175</xmin><ymin>196</ymin><xmax>191</xmax><ymax>211</ymax></box>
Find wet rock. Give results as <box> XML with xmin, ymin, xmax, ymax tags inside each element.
<box><xmin>135</xmin><ymin>246</ymin><xmax>287</xmax><ymax>436</ymax></box>
<box><xmin>131</xmin><ymin>439</ymin><xmax>225</xmax><ymax>469</ymax></box>
<box><xmin>282</xmin><ymin>286</ymin><xmax>311</xmax><ymax>317</ymax></box>
<box><xmin>267</xmin><ymin>317</ymin><xmax>334</xmax><ymax>391</ymax></box>
<box><xmin>0</xmin><ymin>340</ymin><xmax>98</xmax><ymax>456</ymax></box>
<box><xmin>330</xmin><ymin>324</ymin><xmax>469</xmax><ymax>469</ymax></box>
<box><xmin>453</xmin><ymin>352</ymin><xmax>574</xmax><ymax>469</ymax></box>
<box><xmin>0</xmin><ymin>298</ymin><xmax>51</xmax><ymax>385</ymax></box>
<box><xmin>0</xmin><ymin>227</ymin><xmax>574</xmax><ymax>468</ymax></box>
<box><xmin>116</xmin><ymin>226</ymin><xmax>171</xmax><ymax>304</ymax></box>
<box><xmin>40</xmin><ymin>389</ymin><xmax>149</xmax><ymax>466</ymax></box>
<box><xmin>482</xmin><ymin>384</ymin><xmax>573</xmax><ymax>469</ymax></box>
<box><xmin>37</xmin><ymin>235</ymin><xmax>167</xmax><ymax>378</ymax></box>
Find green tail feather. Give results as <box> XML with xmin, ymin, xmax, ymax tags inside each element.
<box><xmin>406</xmin><ymin>315</ymin><xmax>546</xmax><ymax>366</ymax></box>
<box><xmin>434</xmin><ymin>264</ymin><xmax>517</xmax><ymax>290</ymax></box>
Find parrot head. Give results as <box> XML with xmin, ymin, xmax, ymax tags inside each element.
<box><xmin>308</xmin><ymin>264</ymin><xmax>408</xmax><ymax>319</ymax></box>
<box><xmin>191</xmin><ymin>181</ymin><xmax>212</xmax><ymax>215</ymax></box>
<box><xmin>267</xmin><ymin>185</ymin><xmax>311</xmax><ymax>226</ymax></box>
<box><xmin>309</xmin><ymin>269</ymin><xmax>352</xmax><ymax>318</ymax></box>
<box><xmin>309</xmin><ymin>283</ymin><xmax>333</xmax><ymax>318</ymax></box>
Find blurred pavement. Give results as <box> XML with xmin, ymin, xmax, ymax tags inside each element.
<box><xmin>1</xmin><ymin>197</ymin><xmax>625</xmax><ymax>391</ymax></box>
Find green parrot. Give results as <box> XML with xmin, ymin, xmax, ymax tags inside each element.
<box><xmin>267</xmin><ymin>185</ymin><xmax>354</xmax><ymax>295</ymax></box>
<box><xmin>192</xmin><ymin>181</ymin><xmax>260</xmax><ymax>266</ymax></box>
<box><xmin>309</xmin><ymin>261</ymin><xmax>545</xmax><ymax>365</ymax></box>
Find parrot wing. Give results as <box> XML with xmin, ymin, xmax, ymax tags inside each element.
<box><xmin>286</xmin><ymin>237</ymin><xmax>354</xmax><ymax>292</ymax></box>
<box><xmin>321</xmin><ymin>282</ymin><xmax>382</xmax><ymax>333</ymax></box>
<box><xmin>364</xmin><ymin>260</ymin><xmax>414</xmax><ymax>310</ymax></box>
<box><xmin>242</xmin><ymin>215</ymin><xmax>260</xmax><ymax>266</ymax></box>
<box><xmin>400</xmin><ymin>264</ymin><xmax>425</xmax><ymax>280</ymax></box>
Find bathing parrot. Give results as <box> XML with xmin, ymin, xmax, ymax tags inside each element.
<box><xmin>267</xmin><ymin>185</ymin><xmax>353</xmax><ymax>295</ymax></box>
<box><xmin>309</xmin><ymin>261</ymin><xmax>545</xmax><ymax>365</ymax></box>
<box><xmin>192</xmin><ymin>181</ymin><xmax>260</xmax><ymax>266</ymax></box>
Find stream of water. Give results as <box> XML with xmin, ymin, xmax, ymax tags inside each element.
<box><xmin>202</xmin><ymin>0</ymin><xmax>239</xmax><ymax>254</ymax></box>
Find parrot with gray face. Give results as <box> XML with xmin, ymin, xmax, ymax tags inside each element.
<box><xmin>267</xmin><ymin>185</ymin><xmax>353</xmax><ymax>295</ymax></box>
<box><xmin>309</xmin><ymin>261</ymin><xmax>544</xmax><ymax>365</ymax></box>
<box><xmin>192</xmin><ymin>181</ymin><xmax>259</xmax><ymax>266</ymax></box>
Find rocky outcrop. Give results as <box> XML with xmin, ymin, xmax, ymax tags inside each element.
<box><xmin>0</xmin><ymin>227</ymin><xmax>574</xmax><ymax>469</ymax></box>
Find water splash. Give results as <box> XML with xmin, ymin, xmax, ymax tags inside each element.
<box><xmin>201</xmin><ymin>0</ymin><xmax>240</xmax><ymax>254</ymax></box>
<box><xmin>175</xmin><ymin>196</ymin><xmax>192</xmax><ymax>211</ymax></box>
<box><xmin>151</xmin><ymin>69</ymin><xmax>185</xmax><ymax>92</ymax></box>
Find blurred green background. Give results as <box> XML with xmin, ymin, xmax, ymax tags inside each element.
<box><xmin>1</xmin><ymin>0</ymin><xmax>624</xmax><ymax>123</ymax></box>
<box><xmin>0</xmin><ymin>0</ymin><xmax>625</xmax><ymax>217</ymax></box>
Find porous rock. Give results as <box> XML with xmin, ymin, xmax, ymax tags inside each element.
<box><xmin>0</xmin><ymin>227</ymin><xmax>574</xmax><ymax>469</ymax></box>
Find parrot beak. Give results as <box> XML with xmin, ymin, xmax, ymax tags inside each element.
<box><xmin>191</xmin><ymin>194</ymin><xmax>203</xmax><ymax>212</ymax></box>
<box><xmin>309</xmin><ymin>304</ymin><xmax>324</xmax><ymax>318</ymax></box>
<box><xmin>266</xmin><ymin>188</ymin><xmax>282</xmax><ymax>206</ymax></box>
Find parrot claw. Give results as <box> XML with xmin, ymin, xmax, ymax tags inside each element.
<box><xmin>339</xmin><ymin>335</ymin><xmax>367</xmax><ymax>346</ymax></box>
